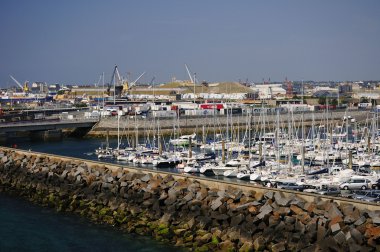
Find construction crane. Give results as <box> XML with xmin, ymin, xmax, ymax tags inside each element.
<box><xmin>185</xmin><ymin>64</ymin><xmax>195</xmax><ymax>83</ymax></box>
<box><xmin>10</xmin><ymin>75</ymin><xmax>29</xmax><ymax>93</ymax></box>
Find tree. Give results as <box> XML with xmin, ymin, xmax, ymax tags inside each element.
<box><xmin>360</xmin><ymin>97</ymin><xmax>369</xmax><ymax>103</ymax></box>
<box><xmin>331</xmin><ymin>98</ymin><xmax>338</xmax><ymax>106</ymax></box>
<box><xmin>318</xmin><ymin>97</ymin><xmax>326</xmax><ymax>105</ymax></box>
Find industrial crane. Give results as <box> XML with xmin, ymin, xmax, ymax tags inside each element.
<box><xmin>109</xmin><ymin>65</ymin><xmax>146</xmax><ymax>100</ymax></box>
<box><xmin>9</xmin><ymin>75</ymin><xmax>29</xmax><ymax>93</ymax></box>
<box><xmin>149</xmin><ymin>76</ymin><xmax>156</xmax><ymax>86</ymax></box>
<box><xmin>128</xmin><ymin>71</ymin><xmax>146</xmax><ymax>88</ymax></box>
<box><xmin>185</xmin><ymin>64</ymin><xmax>194</xmax><ymax>83</ymax></box>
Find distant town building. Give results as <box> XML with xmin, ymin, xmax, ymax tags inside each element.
<box><xmin>31</xmin><ymin>82</ymin><xmax>47</xmax><ymax>93</ymax></box>
<box><xmin>353</xmin><ymin>92</ymin><xmax>380</xmax><ymax>100</ymax></box>
<box><xmin>338</xmin><ymin>83</ymin><xmax>352</xmax><ymax>94</ymax></box>
<box><xmin>250</xmin><ymin>84</ymin><xmax>286</xmax><ymax>99</ymax></box>
<box><xmin>313</xmin><ymin>90</ymin><xmax>338</xmax><ymax>98</ymax></box>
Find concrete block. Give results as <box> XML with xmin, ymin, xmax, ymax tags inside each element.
<box><xmin>354</xmin><ymin>216</ymin><xmax>366</xmax><ymax>226</ymax></box>
<box><xmin>331</xmin><ymin>223</ymin><xmax>341</xmax><ymax>234</ymax></box>
<box><xmin>264</xmin><ymin>191</ymin><xmax>274</xmax><ymax>200</ymax></box>
<box><xmin>211</xmin><ymin>197</ymin><xmax>223</xmax><ymax>211</ymax></box>
<box><xmin>334</xmin><ymin>231</ymin><xmax>346</xmax><ymax>245</ymax></box>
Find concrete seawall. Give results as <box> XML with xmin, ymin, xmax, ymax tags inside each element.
<box><xmin>0</xmin><ymin>147</ymin><xmax>379</xmax><ymax>251</ymax></box>
<box><xmin>88</xmin><ymin>110</ymin><xmax>371</xmax><ymax>137</ymax></box>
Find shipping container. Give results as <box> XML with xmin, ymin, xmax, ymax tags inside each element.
<box><xmin>220</xmin><ymin>108</ymin><xmax>242</xmax><ymax>115</ymax></box>
<box><xmin>151</xmin><ymin>110</ymin><xmax>177</xmax><ymax>118</ymax></box>
<box><xmin>184</xmin><ymin>109</ymin><xmax>216</xmax><ymax>116</ymax></box>
<box><xmin>173</xmin><ymin>102</ymin><xmax>199</xmax><ymax>110</ymax></box>
<box><xmin>199</xmin><ymin>103</ymin><xmax>224</xmax><ymax>110</ymax></box>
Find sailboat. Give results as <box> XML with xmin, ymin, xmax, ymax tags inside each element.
<box><xmin>170</xmin><ymin>133</ymin><xmax>197</xmax><ymax>146</ymax></box>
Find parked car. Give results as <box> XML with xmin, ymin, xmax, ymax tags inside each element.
<box><xmin>360</xmin><ymin>193</ymin><xmax>380</xmax><ymax>203</ymax></box>
<box><xmin>303</xmin><ymin>185</ymin><xmax>319</xmax><ymax>193</ymax></box>
<box><xmin>350</xmin><ymin>190</ymin><xmax>380</xmax><ymax>201</ymax></box>
<box><xmin>276</xmin><ymin>182</ymin><xmax>304</xmax><ymax>191</ymax></box>
<box><xmin>339</xmin><ymin>178</ymin><xmax>371</xmax><ymax>190</ymax></box>
<box><xmin>371</xmin><ymin>179</ymin><xmax>380</xmax><ymax>190</ymax></box>
<box><xmin>316</xmin><ymin>188</ymin><xmax>341</xmax><ymax>197</ymax></box>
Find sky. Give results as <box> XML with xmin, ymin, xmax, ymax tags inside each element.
<box><xmin>1</xmin><ymin>0</ymin><xmax>380</xmax><ymax>87</ymax></box>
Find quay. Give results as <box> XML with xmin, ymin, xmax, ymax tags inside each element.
<box><xmin>0</xmin><ymin>118</ymin><xmax>98</xmax><ymax>133</ymax></box>
<box><xmin>89</xmin><ymin>109</ymin><xmax>372</xmax><ymax>137</ymax></box>
<box><xmin>0</xmin><ymin>118</ymin><xmax>98</xmax><ymax>141</ymax></box>
<box><xmin>0</xmin><ymin>147</ymin><xmax>379</xmax><ymax>251</ymax></box>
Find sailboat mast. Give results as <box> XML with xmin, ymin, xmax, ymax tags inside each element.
<box><xmin>276</xmin><ymin>110</ymin><xmax>280</xmax><ymax>171</ymax></box>
<box><xmin>135</xmin><ymin>111</ymin><xmax>138</xmax><ymax>149</ymax></box>
<box><xmin>117</xmin><ymin>110</ymin><xmax>120</xmax><ymax>150</ymax></box>
<box><xmin>301</xmin><ymin>110</ymin><xmax>305</xmax><ymax>174</ymax></box>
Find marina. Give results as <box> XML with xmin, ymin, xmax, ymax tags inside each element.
<box><xmin>2</xmin><ymin>1</ymin><xmax>380</xmax><ymax>250</ymax></box>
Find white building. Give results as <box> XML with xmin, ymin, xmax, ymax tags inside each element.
<box><xmin>250</xmin><ymin>84</ymin><xmax>286</xmax><ymax>99</ymax></box>
<box><xmin>352</xmin><ymin>92</ymin><xmax>380</xmax><ymax>100</ymax></box>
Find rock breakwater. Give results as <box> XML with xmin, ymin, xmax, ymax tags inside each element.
<box><xmin>0</xmin><ymin>149</ymin><xmax>379</xmax><ymax>251</ymax></box>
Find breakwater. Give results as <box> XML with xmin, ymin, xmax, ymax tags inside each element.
<box><xmin>0</xmin><ymin>148</ymin><xmax>379</xmax><ymax>251</ymax></box>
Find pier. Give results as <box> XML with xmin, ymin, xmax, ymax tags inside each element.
<box><xmin>0</xmin><ymin>118</ymin><xmax>98</xmax><ymax>141</ymax></box>
<box><xmin>0</xmin><ymin>118</ymin><xmax>98</xmax><ymax>133</ymax></box>
<box><xmin>0</xmin><ymin>147</ymin><xmax>379</xmax><ymax>251</ymax></box>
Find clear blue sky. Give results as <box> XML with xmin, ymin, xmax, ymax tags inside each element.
<box><xmin>1</xmin><ymin>0</ymin><xmax>379</xmax><ymax>87</ymax></box>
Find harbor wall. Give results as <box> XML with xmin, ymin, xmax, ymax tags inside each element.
<box><xmin>0</xmin><ymin>147</ymin><xmax>379</xmax><ymax>251</ymax></box>
<box><xmin>88</xmin><ymin>110</ymin><xmax>370</xmax><ymax>137</ymax></box>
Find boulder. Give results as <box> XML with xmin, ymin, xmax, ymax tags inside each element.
<box><xmin>238</xmin><ymin>241</ymin><xmax>253</xmax><ymax>252</ymax></box>
<box><xmin>196</xmin><ymin>233</ymin><xmax>212</xmax><ymax>244</ymax></box>
<box><xmin>196</xmin><ymin>188</ymin><xmax>208</xmax><ymax>200</ymax></box>
<box><xmin>230</xmin><ymin>213</ymin><xmax>244</xmax><ymax>226</ymax></box>
<box><xmin>253</xmin><ymin>236</ymin><xmax>266</xmax><ymax>251</ymax></box>
<box><xmin>256</xmin><ymin>204</ymin><xmax>272</xmax><ymax>220</ymax></box>
<box><xmin>271</xmin><ymin>242</ymin><xmax>286</xmax><ymax>252</ymax></box>
<box><xmin>218</xmin><ymin>240</ymin><xmax>235</xmax><ymax>252</ymax></box>
<box><xmin>226</xmin><ymin>187</ymin><xmax>243</xmax><ymax>201</ymax></box>
<box><xmin>371</xmin><ymin>216</ymin><xmax>380</xmax><ymax>225</ymax></box>
<box><xmin>182</xmin><ymin>192</ymin><xmax>194</xmax><ymax>202</ymax></box>
<box><xmin>326</xmin><ymin>202</ymin><xmax>343</xmax><ymax>220</ymax></box>
<box><xmin>140</xmin><ymin>174</ymin><xmax>151</xmax><ymax>182</ymax></box>
<box><xmin>290</xmin><ymin>205</ymin><xmax>304</xmax><ymax>215</ymax></box>
<box><xmin>211</xmin><ymin>197</ymin><xmax>223</xmax><ymax>211</ymax></box>
<box><xmin>159</xmin><ymin>213</ymin><xmax>172</xmax><ymax>225</ymax></box>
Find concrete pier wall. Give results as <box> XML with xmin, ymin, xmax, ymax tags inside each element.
<box><xmin>30</xmin><ymin>129</ymin><xmax>63</xmax><ymax>141</ymax></box>
<box><xmin>89</xmin><ymin>110</ymin><xmax>371</xmax><ymax>137</ymax></box>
